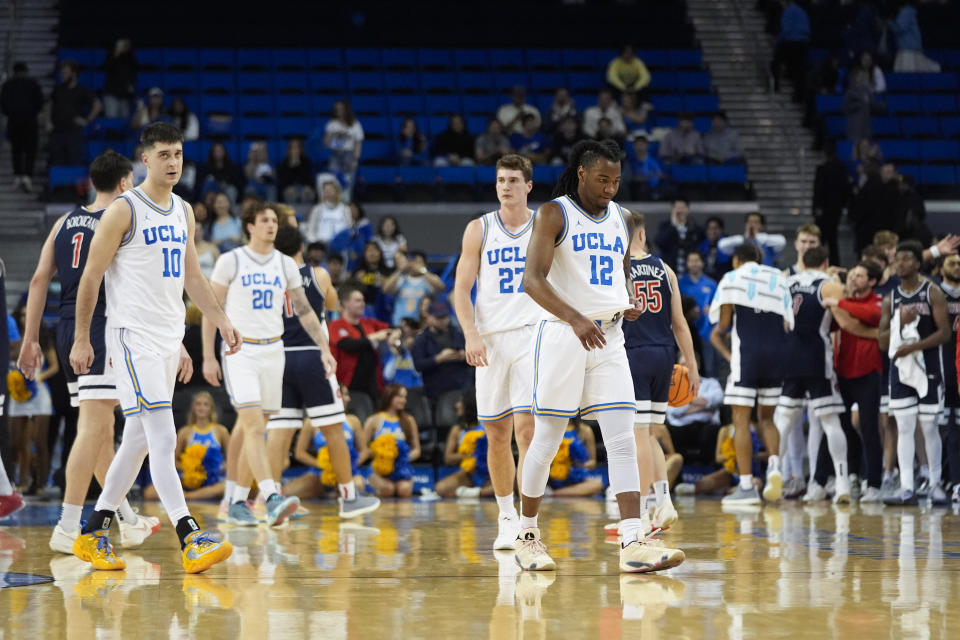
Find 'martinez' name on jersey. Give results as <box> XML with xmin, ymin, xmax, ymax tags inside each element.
<box><xmin>624</xmin><ymin>255</ymin><xmax>673</xmax><ymax>347</ymax></box>
<box><xmin>55</xmin><ymin>207</ymin><xmax>106</xmax><ymax>319</ymax></box>
<box><xmin>105</xmin><ymin>188</ymin><xmax>189</xmax><ymax>350</ymax></box>
<box><xmin>474</xmin><ymin>210</ymin><xmax>541</xmax><ymax>335</ymax></box>
<box><xmin>546</xmin><ymin>195</ymin><xmax>629</xmax><ymax>321</ymax></box>
<box><xmin>212</xmin><ymin>246</ymin><xmax>301</xmax><ymax>341</ymax></box>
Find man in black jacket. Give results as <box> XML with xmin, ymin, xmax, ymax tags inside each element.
<box><xmin>812</xmin><ymin>141</ymin><xmax>852</xmax><ymax>265</ymax></box>
<box><xmin>411</xmin><ymin>300</ymin><xmax>473</xmax><ymax>403</ymax></box>
<box><xmin>0</xmin><ymin>62</ymin><xmax>44</xmax><ymax>192</ymax></box>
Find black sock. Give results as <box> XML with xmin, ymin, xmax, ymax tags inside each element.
<box><xmin>176</xmin><ymin>516</ymin><xmax>201</xmax><ymax>549</ymax></box>
<box><xmin>81</xmin><ymin>510</ymin><xmax>116</xmax><ymax>534</ymax></box>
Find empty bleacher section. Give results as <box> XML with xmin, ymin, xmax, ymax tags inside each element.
<box><xmin>50</xmin><ymin>0</ymin><xmax>752</xmax><ymax>204</ymax></box>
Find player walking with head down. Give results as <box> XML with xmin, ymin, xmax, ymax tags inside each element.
<box><xmin>452</xmin><ymin>154</ymin><xmax>540</xmax><ymax>550</ymax></box>
<box><xmin>69</xmin><ymin>122</ymin><xmax>239</xmax><ymax>572</ymax></box>
<box><xmin>515</xmin><ymin>140</ymin><xmax>684</xmax><ymax>573</ymax></box>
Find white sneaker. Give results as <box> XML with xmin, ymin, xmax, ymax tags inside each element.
<box><xmin>493</xmin><ymin>513</ymin><xmax>520</xmax><ymax>550</ymax></box>
<box><xmin>860</xmin><ymin>487</ymin><xmax>883</xmax><ymax>503</ymax></box>
<box><xmin>119</xmin><ymin>515</ymin><xmax>161</xmax><ymax>548</ymax></box>
<box><xmin>514</xmin><ymin>527</ymin><xmax>556</xmax><ymax>571</ymax></box>
<box><xmin>455</xmin><ymin>486</ymin><xmax>481</xmax><ymax>499</ymax></box>
<box><xmin>833</xmin><ymin>475</ymin><xmax>852</xmax><ymax>505</ymax></box>
<box><xmin>674</xmin><ymin>482</ymin><xmax>695</xmax><ymax>496</ymax></box>
<box><xmin>619</xmin><ymin>539</ymin><xmax>685</xmax><ymax>573</ymax></box>
<box><xmin>652</xmin><ymin>501</ymin><xmax>678</xmax><ymax>530</ymax></box>
<box><xmin>763</xmin><ymin>470</ymin><xmax>783</xmax><ymax>502</ymax></box>
<box><xmin>802</xmin><ymin>481</ymin><xmax>827</xmax><ymax>503</ymax></box>
<box><xmin>49</xmin><ymin>524</ymin><xmax>79</xmax><ymax>554</ymax></box>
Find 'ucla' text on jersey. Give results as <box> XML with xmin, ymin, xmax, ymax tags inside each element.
<box><xmin>54</xmin><ymin>207</ymin><xmax>107</xmax><ymax>318</ymax></box>
<box><xmin>545</xmin><ymin>195</ymin><xmax>629</xmax><ymax>321</ymax></box>
<box><xmin>105</xmin><ymin>188</ymin><xmax>189</xmax><ymax>351</ymax></box>
<box><xmin>623</xmin><ymin>255</ymin><xmax>673</xmax><ymax>348</ymax></box>
<box><xmin>474</xmin><ymin>210</ymin><xmax>541</xmax><ymax>335</ymax></box>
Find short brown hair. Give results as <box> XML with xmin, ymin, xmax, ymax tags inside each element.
<box><xmin>861</xmin><ymin>245</ymin><xmax>888</xmax><ymax>267</ymax></box>
<box><xmin>496</xmin><ymin>154</ymin><xmax>533</xmax><ymax>182</ymax></box>
<box><xmin>796</xmin><ymin>223</ymin><xmax>821</xmax><ymax>239</ymax></box>
<box><xmin>630</xmin><ymin>211</ymin><xmax>645</xmax><ymax>229</ymax></box>
<box><xmin>241</xmin><ymin>202</ymin><xmax>277</xmax><ymax>239</ymax></box>
<box><xmin>873</xmin><ymin>230</ymin><xmax>899</xmax><ymax>248</ymax></box>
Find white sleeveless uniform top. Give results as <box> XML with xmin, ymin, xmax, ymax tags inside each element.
<box><xmin>474</xmin><ymin>209</ymin><xmax>542</xmax><ymax>336</ymax></box>
<box><xmin>546</xmin><ymin>195</ymin><xmax>630</xmax><ymax>321</ymax></box>
<box><xmin>210</xmin><ymin>246</ymin><xmax>301</xmax><ymax>342</ymax></box>
<box><xmin>106</xmin><ymin>187</ymin><xmax>189</xmax><ymax>351</ymax></box>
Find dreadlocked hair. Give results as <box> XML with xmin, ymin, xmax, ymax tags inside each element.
<box><xmin>551</xmin><ymin>139</ymin><xmax>622</xmax><ymax>199</ymax></box>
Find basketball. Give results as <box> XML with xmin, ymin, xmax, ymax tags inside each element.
<box><xmin>668</xmin><ymin>364</ymin><xmax>695</xmax><ymax>407</ymax></box>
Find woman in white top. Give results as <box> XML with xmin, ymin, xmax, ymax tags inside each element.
<box><xmin>305</xmin><ymin>180</ymin><xmax>349</xmax><ymax>244</ymax></box>
<box><xmin>323</xmin><ymin>101</ymin><xmax>364</xmax><ymax>195</ymax></box>
<box><xmin>169</xmin><ymin>97</ymin><xmax>200</xmax><ymax>141</ymax></box>
<box><xmin>209</xmin><ymin>192</ymin><xmax>243</xmax><ymax>250</ymax></box>
<box><xmin>374</xmin><ymin>216</ymin><xmax>407</xmax><ymax>269</ymax></box>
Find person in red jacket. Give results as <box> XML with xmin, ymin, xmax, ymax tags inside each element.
<box><xmin>328</xmin><ymin>285</ymin><xmax>396</xmax><ymax>402</ymax></box>
<box><xmin>823</xmin><ymin>260</ymin><xmax>885</xmax><ymax>502</ymax></box>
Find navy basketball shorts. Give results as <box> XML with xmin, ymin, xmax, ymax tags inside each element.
<box><xmin>889</xmin><ymin>362</ymin><xmax>943</xmax><ymax>419</ymax></box>
<box><xmin>779</xmin><ymin>376</ymin><xmax>845</xmax><ymax>418</ymax></box>
<box><xmin>267</xmin><ymin>348</ymin><xmax>345</xmax><ymax>430</ymax></box>
<box><xmin>725</xmin><ymin>347</ymin><xmax>783</xmax><ymax>408</ymax></box>
<box><xmin>56</xmin><ymin>315</ymin><xmax>116</xmax><ymax>407</ymax></box>
<box><xmin>626</xmin><ymin>345</ymin><xmax>674</xmax><ymax>425</ymax></box>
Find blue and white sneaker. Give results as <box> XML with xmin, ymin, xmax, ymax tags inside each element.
<box><xmin>228</xmin><ymin>501</ymin><xmax>259</xmax><ymax>526</ymax></box>
<box><xmin>265</xmin><ymin>494</ymin><xmax>299</xmax><ymax>527</ymax></box>
<box><xmin>883</xmin><ymin>489</ymin><xmax>918</xmax><ymax>506</ymax></box>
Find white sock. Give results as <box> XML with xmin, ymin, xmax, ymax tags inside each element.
<box><xmin>519</xmin><ymin>514</ymin><xmax>538</xmax><ymax>530</ymax></box>
<box><xmin>258</xmin><ymin>479</ymin><xmax>279</xmax><ymax>499</ymax></box>
<box><xmin>896</xmin><ymin>413</ymin><xmax>917</xmax><ymax>492</ymax></box>
<box><xmin>0</xmin><ymin>457</ymin><xmax>12</xmax><ymax>495</ymax></box>
<box><xmin>225</xmin><ymin>480</ymin><xmax>236</xmax><ymax>503</ymax></box>
<box><xmin>340</xmin><ymin>482</ymin><xmax>357</xmax><ymax>501</ymax></box>
<box><xmin>639</xmin><ymin>493</ymin><xmax>648</xmax><ymax>515</ymax></box>
<box><xmin>234</xmin><ymin>485</ymin><xmax>251</xmax><ymax>504</ymax></box>
<box><xmin>768</xmin><ymin>455</ymin><xmax>780</xmax><ymax>475</ymax></box>
<box><xmin>117</xmin><ymin>500</ymin><xmax>137</xmax><ymax>523</ymax></box>
<box><xmin>654</xmin><ymin>480</ymin><xmax>671</xmax><ymax>506</ymax></box>
<box><xmin>740</xmin><ymin>474</ymin><xmax>754</xmax><ymax>491</ymax></box>
<box><xmin>920</xmin><ymin>416</ymin><xmax>942</xmax><ymax>487</ymax></box>
<box><xmin>60</xmin><ymin>503</ymin><xmax>83</xmax><ymax>532</ymax></box>
<box><xmin>496</xmin><ymin>493</ymin><xmax>517</xmax><ymax>517</ymax></box>
<box><xmin>620</xmin><ymin>517</ymin><xmax>643</xmax><ymax>545</ymax></box>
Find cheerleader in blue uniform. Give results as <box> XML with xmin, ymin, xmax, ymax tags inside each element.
<box><xmin>435</xmin><ymin>390</ymin><xmax>493</xmax><ymax>498</ymax></box>
<box><xmin>144</xmin><ymin>391</ymin><xmax>229</xmax><ymax>500</ymax></box>
<box><xmin>546</xmin><ymin>418</ymin><xmax>604</xmax><ymax>497</ymax></box>
<box><xmin>357</xmin><ymin>384</ymin><xmax>421</xmax><ymax>498</ymax></box>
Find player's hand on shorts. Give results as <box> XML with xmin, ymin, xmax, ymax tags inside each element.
<box><xmin>177</xmin><ymin>345</ymin><xmax>194</xmax><ymax>383</ymax></box>
<box><xmin>571</xmin><ymin>314</ymin><xmax>605</xmax><ymax>351</ymax></box>
<box><xmin>203</xmin><ymin>358</ymin><xmax>222</xmax><ymax>387</ymax></box>
<box><xmin>219</xmin><ymin>322</ymin><xmax>243</xmax><ymax>355</ymax></box>
<box><xmin>16</xmin><ymin>341</ymin><xmax>43</xmax><ymax>380</ymax></box>
<box><xmin>464</xmin><ymin>333</ymin><xmax>488</xmax><ymax>367</ymax></box>
<box><xmin>322</xmin><ymin>351</ymin><xmax>338</xmax><ymax>378</ymax></box>
<box><xmin>70</xmin><ymin>340</ymin><xmax>94</xmax><ymax>375</ymax></box>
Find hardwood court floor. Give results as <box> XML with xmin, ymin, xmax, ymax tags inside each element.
<box><xmin>1</xmin><ymin>497</ymin><xmax>960</xmax><ymax>639</ymax></box>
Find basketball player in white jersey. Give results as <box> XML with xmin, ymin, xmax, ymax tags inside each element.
<box><xmin>202</xmin><ymin>202</ymin><xmax>334</xmax><ymax>527</ymax></box>
<box><xmin>516</xmin><ymin>140</ymin><xmax>684</xmax><ymax>573</ymax></box>
<box><xmin>453</xmin><ymin>154</ymin><xmax>539</xmax><ymax>550</ymax></box>
<box><xmin>70</xmin><ymin>122</ymin><xmax>238</xmax><ymax>573</ymax></box>
<box><xmin>18</xmin><ymin>150</ymin><xmax>161</xmax><ymax>554</ymax></box>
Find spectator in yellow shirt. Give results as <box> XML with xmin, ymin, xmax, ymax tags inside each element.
<box><xmin>606</xmin><ymin>45</ymin><xmax>651</xmax><ymax>101</ymax></box>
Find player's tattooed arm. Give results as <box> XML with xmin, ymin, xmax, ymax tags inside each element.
<box><xmin>290</xmin><ymin>286</ymin><xmax>338</xmax><ymax>377</ymax></box>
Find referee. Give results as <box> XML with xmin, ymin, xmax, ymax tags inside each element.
<box><xmin>823</xmin><ymin>261</ymin><xmax>885</xmax><ymax>503</ymax></box>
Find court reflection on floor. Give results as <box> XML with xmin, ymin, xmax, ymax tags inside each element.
<box><xmin>0</xmin><ymin>500</ymin><xmax>958</xmax><ymax>639</ymax></box>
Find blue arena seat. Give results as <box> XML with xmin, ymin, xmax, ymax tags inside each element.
<box><xmin>885</xmin><ymin>73</ymin><xmax>923</xmax><ymax>92</ymax></box>
<box><xmin>345</xmin><ymin>48</ymin><xmax>381</xmax><ymax>70</ymax></box>
<box><xmin>669</xmin><ymin>50</ymin><xmax>703</xmax><ymax>68</ymax></box>
<box><xmin>825</xmin><ymin>116</ymin><xmax>846</xmax><ymax>137</ymax></box>
<box><xmin>201</xmin><ymin>95</ymin><xmax>238</xmax><ymax>117</ymax></box>
<box><xmin>653</xmin><ymin>95</ymin><xmax>684</xmax><ymax>114</ymax></box>
<box><xmin>361</xmin><ymin>116</ymin><xmax>391</xmax><ymax>139</ymax></box>
<box><xmin>494</xmin><ymin>72</ymin><xmax>531</xmax><ymax>95</ymax></box>
<box><xmin>901</xmin><ymin>116</ymin><xmax>939</xmax><ymax>137</ymax></box>
<box><xmin>277</xmin><ymin>117</ymin><xmax>314</xmax><ymax>140</ymax></box>
<box><xmin>942</xmin><ymin>117</ymin><xmax>960</xmax><ymax>138</ymax></box>
<box><xmin>203</xmin><ymin>115</ymin><xmax>234</xmax><ymax>138</ymax></box>
<box><xmin>648</xmin><ymin>72</ymin><xmax>677</xmax><ymax>91</ymax></box>
<box><xmin>532</xmin><ymin>164</ymin><xmax>560</xmax><ymax>184</ymax></box>
<box><xmin>137</xmin><ymin>72</ymin><xmax>164</xmax><ymax>92</ymax></box>
<box><xmin>307</xmin><ymin>49</ymin><xmax>342</xmax><ymax>70</ymax></box>
<box><xmin>60</xmin><ymin>48</ymin><xmax>103</xmax><ymax>70</ymax></box>
<box><xmin>384</xmin><ymin>72</ymin><xmax>419</xmax><ymax>94</ymax></box>
<box><xmin>397</xmin><ymin>166</ymin><xmax>436</xmax><ymax>184</ymax></box>
<box><xmin>684</xmin><ymin>94</ymin><xmax>719</xmax><ymax>113</ymax></box>
<box><xmin>920</xmin><ymin>140</ymin><xmax>960</xmax><ymax>161</ymax></box>
<box><xmin>707</xmin><ymin>165</ymin><xmax>747</xmax><ymax>182</ymax></box>
<box><xmin>237</xmin><ymin>118</ymin><xmax>276</xmax><ymax>140</ymax></box>
<box><xmin>311</xmin><ymin>95</ymin><xmax>339</xmax><ymax>115</ymax></box>
<box><xmin>351</xmin><ymin>95</ymin><xmax>388</xmax><ymax>115</ymax></box>
<box><xmin>490</xmin><ymin>49</ymin><xmax>525</xmax><ymax>71</ymax></box>
<box><xmin>530</xmin><ymin>71</ymin><xmax>567</xmax><ymax>95</ymax></box>
<box><xmin>896</xmin><ymin>164</ymin><xmax>921</xmax><ymax>181</ymax></box>
<box><xmin>237</xmin><ymin>95</ymin><xmax>274</xmax><ymax>116</ymax></box>
<box><xmin>421</xmin><ymin>72</ymin><xmax>458</xmax><ymax>94</ymax></box>
<box><xmin>693</xmin><ymin>116</ymin><xmax>712</xmax><ymax>133</ymax></box>
<box><xmin>454</xmin><ymin>49</ymin><xmax>490</xmax><ymax>70</ymax></box>
<box><xmin>464</xmin><ymin>95</ymin><xmax>499</xmax><ymax>117</ymax></box>
<box><xmin>164</xmin><ymin>72</ymin><xmax>199</xmax><ymax>94</ymax></box>
<box><xmin>381</xmin><ymin>48</ymin><xmax>418</xmax><ymax>71</ymax></box>
<box><xmin>922</xmin><ymin>73</ymin><xmax>959</xmax><ymax>91</ymax></box>
<box><xmin>458</xmin><ymin>72</ymin><xmax>495</xmax><ymax>94</ymax></box>
<box><xmin>668</xmin><ymin>165</ymin><xmax>707</xmax><ymax>182</ymax></box>
<box><xmin>361</xmin><ymin>140</ymin><xmax>393</xmax><ymax>162</ymax></box>
<box><xmin>424</xmin><ymin>95</ymin><xmax>462</xmax><ymax>116</ymax></box>
<box><xmin>308</xmin><ymin>71</ymin><xmax>345</xmax><ymax>94</ymax></box>
<box><xmin>359</xmin><ymin>166</ymin><xmax>398</xmax><ymax>185</ymax></box>
<box><xmin>199</xmin><ymin>72</ymin><xmax>233</xmax><ymax>94</ymax></box>
<box><xmin>426</xmin><ymin>115</ymin><xmax>451</xmax><ymax>136</ymax></box>
<box><xmin>920</xmin><ymin>165</ymin><xmax>956</xmax><ymax>184</ymax></box>
<box><xmin>273</xmin><ymin>49</ymin><xmax>306</xmax><ymax>71</ymax></box>
<box><xmin>567</xmin><ymin>72</ymin><xmax>603</xmax><ymax>93</ymax></box>
<box><xmin>417</xmin><ymin>49</ymin><xmax>453</xmax><ymax>71</ymax></box>
<box><xmin>237</xmin><ymin>49</ymin><xmax>270</xmax><ymax>71</ymax></box>
<box><xmin>475</xmin><ymin>165</ymin><xmax>496</xmax><ymax>184</ymax></box>
<box><xmin>527</xmin><ymin>49</ymin><xmax>563</xmax><ymax>71</ymax></box>
<box><xmin>436</xmin><ymin>166</ymin><xmax>476</xmax><ymax>184</ymax></box>
<box><xmin>562</xmin><ymin>49</ymin><xmax>599</xmax><ymax>71</ymax></box>
<box><xmin>390</xmin><ymin>116</ymin><xmax>429</xmax><ymax>137</ymax></box>
<box><xmin>199</xmin><ymin>49</ymin><xmax>235</xmax><ymax>71</ymax></box>
<box><xmin>879</xmin><ymin>139</ymin><xmax>920</xmax><ymax>160</ymax></box>
<box><xmin>348</xmin><ymin>72</ymin><xmax>385</xmax><ymax>94</ymax></box>
<box><xmin>237</xmin><ymin>72</ymin><xmax>273</xmax><ymax>94</ymax></box>
<box><xmin>816</xmin><ymin>94</ymin><xmax>844</xmax><ymax>114</ymax></box>
<box><xmin>137</xmin><ymin>48</ymin><xmax>164</xmax><ymax>71</ymax></box>
<box><xmin>386</xmin><ymin>95</ymin><xmax>423</xmax><ymax>116</ymax></box>
<box><xmin>836</xmin><ymin>140</ymin><xmax>854</xmax><ymax>158</ymax></box>
<box><xmin>277</xmin><ymin>94</ymin><xmax>310</xmax><ymax>116</ymax></box>
<box><xmin>922</xmin><ymin>94</ymin><xmax>957</xmax><ymax>113</ymax></box>
<box><xmin>676</xmin><ymin>72</ymin><xmax>711</xmax><ymax>91</ymax></box>
<box><xmin>48</xmin><ymin>165</ymin><xmax>89</xmax><ymax>187</ymax></box>
<box><xmin>163</xmin><ymin>49</ymin><xmax>199</xmax><ymax>70</ymax></box>
<box><xmin>636</xmin><ymin>50</ymin><xmax>669</xmax><ymax>67</ymax></box>
<box><xmin>886</xmin><ymin>94</ymin><xmax>922</xmax><ymax>113</ymax></box>
<box><xmin>872</xmin><ymin>116</ymin><xmax>901</xmax><ymax>137</ymax></box>
<box><xmin>274</xmin><ymin>72</ymin><xmax>307</xmax><ymax>94</ymax></box>
<box><xmin>467</xmin><ymin>115</ymin><xmax>491</xmax><ymax>134</ymax></box>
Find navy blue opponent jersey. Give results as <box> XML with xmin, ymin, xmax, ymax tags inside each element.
<box><xmin>282</xmin><ymin>263</ymin><xmax>326</xmax><ymax>348</ymax></box>
<box><xmin>784</xmin><ymin>271</ymin><xmax>834</xmax><ymax>379</ymax></box>
<box><xmin>891</xmin><ymin>280</ymin><xmax>941</xmax><ymax>371</ymax></box>
<box><xmin>623</xmin><ymin>255</ymin><xmax>674</xmax><ymax>348</ymax></box>
<box><xmin>939</xmin><ymin>280</ymin><xmax>960</xmax><ymax>381</ymax></box>
<box><xmin>54</xmin><ymin>207</ymin><xmax>107</xmax><ymax>318</ymax></box>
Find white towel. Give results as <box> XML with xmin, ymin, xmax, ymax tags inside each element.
<box><xmin>708</xmin><ymin>261</ymin><xmax>794</xmax><ymax>330</ymax></box>
<box><xmin>889</xmin><ymin>307</ymin><xmax>927</xmax><ymax>397</ymax></box>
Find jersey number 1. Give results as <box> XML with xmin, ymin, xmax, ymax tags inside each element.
<box><xmin>71</xmin><ymin>233</ymin><xmax>84</xmax><ymax>269</ymax></box>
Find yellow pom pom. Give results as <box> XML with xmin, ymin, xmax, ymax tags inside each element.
<box><xmin>549</xmin><ymin>439</ymin><xmax>572</xmax><ymax>481</ymax></box>
<box><xmin>7</xmin><ymin>371</ymin><xmax>31</xmax><ymax>403</ymax></box>
<box><xmin>316</xmin><ymin>446</ymin><xmax>337</xmax><ymax>487</ymax></box>
<box><xmin>371</xmin><ymin>433</ymin><xmax>399</xmax><ymax>477</ymax></box>
<box><xmin>183</xmin><ymin>468</ymin><xmax>206</xmax><ymax>490</ymax></box>
<box><xmin>179</xmin><ymin>443</ymin><xmax>208</xmax><ymax>489</ymax></box>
